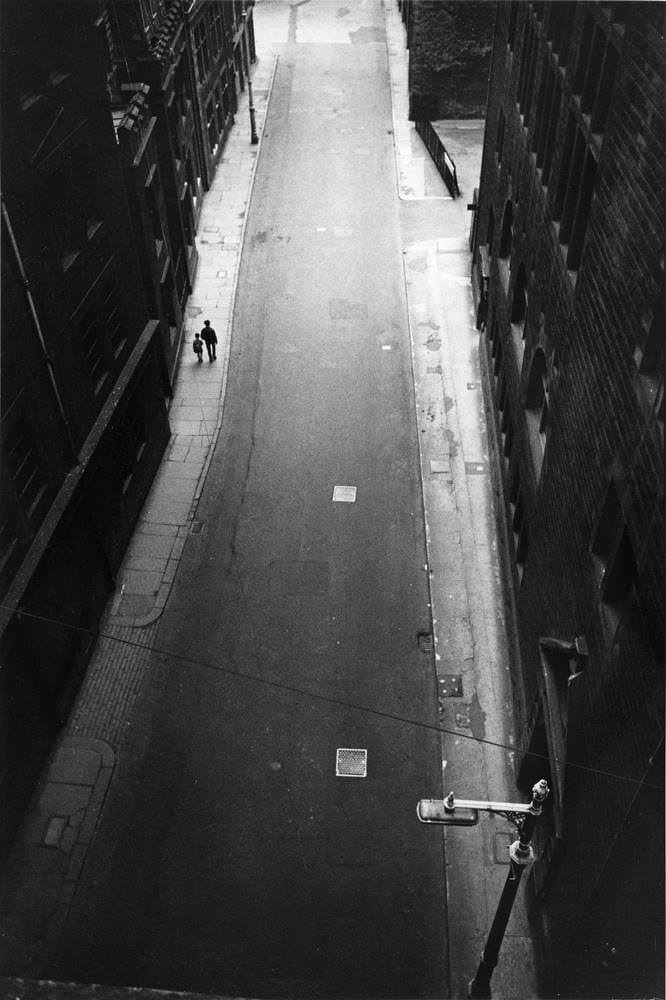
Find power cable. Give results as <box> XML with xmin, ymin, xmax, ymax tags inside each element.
<box><xmin>3</xmin><ymin>603</ymin><xmax>663</xmax><ymax>792</ymax></box>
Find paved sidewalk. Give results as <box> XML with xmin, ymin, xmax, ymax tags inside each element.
<box><xmin>386</xmin><ymin>1</ymin><xmax>539</xmax><ymax>995</ymax></box>
<box><xmin>2</xmin><ymin>4</ymin><xmax>538</xmax><ymax>997</ymax></box>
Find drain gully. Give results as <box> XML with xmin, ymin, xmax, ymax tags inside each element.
<box><xmin>336</xmin><ymin>748</ymin><xmax>367</xmax><ymax>777</ymax></box>
<box><xmin>417</xmin><ymin>631</ymin><xmax>434</xmax><ymax>653</ymax></box>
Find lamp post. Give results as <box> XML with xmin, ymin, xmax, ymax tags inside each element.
<box><xmin>241</xmin><ymin>7</ymin><xmax>259</xmax><ymax>144</ymax></box>
<box><xmin>417</xmin><ymin>778</ymin><xmax>550</xmax><ymax>999</ymax></box>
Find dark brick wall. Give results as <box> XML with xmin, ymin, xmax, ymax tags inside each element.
<box><xmin>474</xmin><ymin>3</ymin><xmax>664</xmax><ymax>996</ymax></box>
<box><xmin>406</xmin><ymin>0</ymin><xmax>495</xmax><ymax>119</ymax></box>
<box><xmin>0</xmin><ymin>1</ymin><xmax>172</xmax><ymax>854</ymax></box>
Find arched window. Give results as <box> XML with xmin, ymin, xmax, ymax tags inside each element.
<box><xmin>500</xmin><ymin>200</ymin><xmax>513</xmax><ymax>257</ymax></box>
<box><xmin>511</xmin><ymin>262</ymin><xmax>528</xmax><ymax>324</ymax></box>
<box><xmin>525</xmin><ymin>348</ymin><xmax>549</xmax><ymax>477</ymax></box>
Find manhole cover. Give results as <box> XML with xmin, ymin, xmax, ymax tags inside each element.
<box><xmin>455</xmin><ymin>710</ymin><xmax>471</xmax><ymax>729</ymax></box>
<box><xmin>336</xmin><ymin>748</ymin><xmax>367</xmax><ymax>777</ymax></box>
<box><xmin>439</xmin><ymin>675</ymin><xmax>463</xmax><ymax>697</ymax></box>
<box><xmin>190</xmin><ymin>521</ymin><xmax>203</xmax><ymax>534</ymax></box>
<box><xmin>332</xmin><ymin>485</ymin><xmax>357</xmax><ymax>503</ymax></box>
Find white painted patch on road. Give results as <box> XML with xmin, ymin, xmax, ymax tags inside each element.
<box><xmin>332</xmin><ymin>485</ymin><xmax>357</xmax><ymax>503</ymax></box>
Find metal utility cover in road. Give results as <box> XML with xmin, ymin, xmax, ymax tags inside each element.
<box><xmin>336</xmin><ymin>748</ymin><xmax>368</xmax><ymax>777</ymax></box>
<box><xmin>332</xmin><ymin>485</ymin><xmax>357</xmax><ymax>503</ymax></box>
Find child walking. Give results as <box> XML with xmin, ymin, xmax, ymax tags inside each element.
<box><xmin>193</xmin><ymin>332</ymin><xmax>204</xmax><ymax>363</ymax></box>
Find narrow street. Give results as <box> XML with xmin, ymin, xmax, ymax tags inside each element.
<box><xmin>41</xmin><ymin>5</ymin><xmax>448</xmax><ymax>997</ymax></box>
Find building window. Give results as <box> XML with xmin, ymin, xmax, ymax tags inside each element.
<box><xmin>591</xmin><ymin>42</ymin><xmax>619</xmax><ymax>133</ymax></box>
<box><xmin>541</xmin><ymin>76</ymin><xmax>562</xmax><ymax>185</ymax></box>
<box><xmin>591</xmin><ymin>479</ymin><xmax>637</xmax><ymax>636</ymax></box>
<box><xmin>552</xmin><ymin>112</ymin><xmax>576</xmax><ymax>220</ymax></box>
<box><xmin>492</xmin><ymin>322</ymin><xmax>503</xmax><ymax>377</ymax></box>
<box><xmin>549</xmin><ymin>1</ymin><xmax>574</xmax><ymax>66</ymax></box>
<box><xmin>206</xmin><ymin>98</ymin><xmax>218</xmax><ymax>154</ymax></box>
<box><xmin>37</xmin><ymin>141</ymin><xmax>101</xmax><ymax>272</ymax></box>
<box><xmin>214</xmin><ymin>86</ymin><xmax>225</xmax><ymax>133</ymax></box>
<box><xmin>634</xmin><ymin>281</ymin><xmax>665</xmax><ymax>433</ymax></box>
<box><xmin>553</xmin><ymin>118</ymin><xmax>597</xmax><ymax>272</ymax></box>
<box><xmin>525</xmin><ymin>348</ymin><xmax>549</xmax><ymax>479</ymax></box>
<box><xmin>139</xmin><ymin>0</ymin><xmax>166</xmax><ymax>34</ymax></box>
<box><xmin>573</xmin><ymin>12</ymin><xmax>594</xmax><ymax>93</ymax></box>
<box><xmin>508</xmin><ymin>2</ymin><xmax>519</xmax><ymax>48</ymax></box>
<box><xmin>500</xmin><ymin>387</ymin><xmax>513</xmax><ymax>467</ymax></box>
<box><xmin>110</xmin><ymin>399</ymin><xmax>149</xmax><ymax>499</ymax></box>
<box><xmin>558</xmin><ymin>129</ymin><xmax>586</xmax><ymax>240</ymax></box>
<box><xmin>487</xmin><ymin>206</ymin><xmax>496</xmax><ymax>255</ymax></box>
<box><xmin>79</xmin><ymin>306</ymin><xmax>109</xmax><ymax>394</ymax></box>
<box><xmin>100</xmin><ymin>279</ymin><xmax>126</xmax><ymax>360</ymax></box>
<box><xmin>4</xmin><ymin>420</ymin><xmax>48</xmax><ymax>524</ymax></box>
<box><xmin>194</xmin><ymin>20</ymin><xmax>210</xmax><ymax>81</ymax></box>
<box><xmin>511</xmin><ymin>262</ymin><xmax>528</xmax><ymax>324</ymax></box>
<box><xmin>212</xmin><ymin>3</ymin><xmax>224</xmax><ymax>50</ymax></box>
<box><xmin>581</xmin><ymin>26</ymin><xmax>605</xmax><ymax>113</ymax></box>
<box><xmin>500</xmin><ymin>200</ymin><xmax>513</xmax><ymax>258</ymax></box>
<box><xmin>509</xmin><ymin>469</ymin><xmax>528</xmax><ymax>576</ymax></box>
<box><xmin>518</xmin><ymin>19</ymin><xmax>539</xmax><ymax>124</ymax></box>
<box><xmin>601</xmin><ymin>527</ymin><xmax>636</xmax><ymax>608</ymax></box>
<box><xmin>534</xmin><ymin>66</ymin><xmax>552</xmax><ymax>162</ymax></box>
<box><xmin>145</xmin><ymin>167</ymin><xmax>166</xmax><ymax>254</ymax></box>
<box><xmin>497</xmin><ymin>107</ymin><xmax>505</xmax><ymax>164</ymax></box>
<box><xmin>566</xmin><ymin>148</ymin><xmax>597</xmax><ymax>270</ymax></box>
<box><xmin>74</xmin><ymin>268</ymin><xmax>127</xmax><ymax>394</ymax></box>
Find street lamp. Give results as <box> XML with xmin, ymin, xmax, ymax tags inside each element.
<box><xmin>241</xmin><ymin>6</ymin><xmax>259</xmax><ymax>144</ymax></box>
<box><xmin>417</xmin><ymin>778</ymin><xmax>550</xmax><ymax>999</ymax></box>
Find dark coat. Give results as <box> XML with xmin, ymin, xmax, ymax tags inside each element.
<box><xmin>201</xmin><ymin>325</ymin><xmax>218</xmax><ymax>345</ymax></box>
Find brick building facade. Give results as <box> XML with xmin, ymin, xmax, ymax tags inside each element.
<box><xmin>471</xmin><ymin>3</ymin><xmax>664</xmax><ymax>996</ymax></box>
<box><xmin>0</xmin><ymin>0</ymin><xmax>256</xmax><ymax>855</ymax></box>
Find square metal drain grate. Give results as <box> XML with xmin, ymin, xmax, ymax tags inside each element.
<box><xmin>336</xmin><ymin>748</ymin><xmax>367</xmax><ymax>777</ymax></box>
<box><xmin>439</xmin><ymin>674</ymin><xmax>463</xmax><ymax>697</ymax></box>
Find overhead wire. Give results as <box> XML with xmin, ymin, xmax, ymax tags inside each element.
<box><xmin>3</xmin><ymin>603</ymin><xmax>663</xmax><ymax>792</ymax></box>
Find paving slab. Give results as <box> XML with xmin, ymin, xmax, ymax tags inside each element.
<box><xmin>123</xmin><ymin>554</ymin><xmax>169</xmax><ymax>575</ymax></box>
<box><xmin>118</xmin><ymin>569</ymin><xmax>163</xmax><ymax>595</ymax></box>
<box><xmin>126</xmin><ymin>532</ymin><xmax>177</xmax><ymax>559</ymax></box>
<box><xmin>141</xmin><ymin>500</ymin><xmax>192</xmax><ymax>525</ymax></box>
<box><xmin>48</xmin><ymin>748</ymin><xmax>101</xmax><ymax>787</ymax></box>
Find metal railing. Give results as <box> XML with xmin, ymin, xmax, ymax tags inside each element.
<box><xmin>415</xmin><ymin>120</ymin><xmax>461</xmax><ymax>198</ymax></box>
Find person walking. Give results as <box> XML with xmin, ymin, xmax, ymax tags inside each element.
<box><xmin>193</xmin><ymin>332</ymin><xmax>204</xmax><ymax>363</ymax></box>
<box><xmin>200</xmin><ymin>320</ymin><xmax>218</xmax><ymax>361</ymax></box>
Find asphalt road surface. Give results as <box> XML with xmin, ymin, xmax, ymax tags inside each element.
<box><xmin>47</xmin><ymin>12</ymin><xmax>448</xmax><ymax>999</ymax></box>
